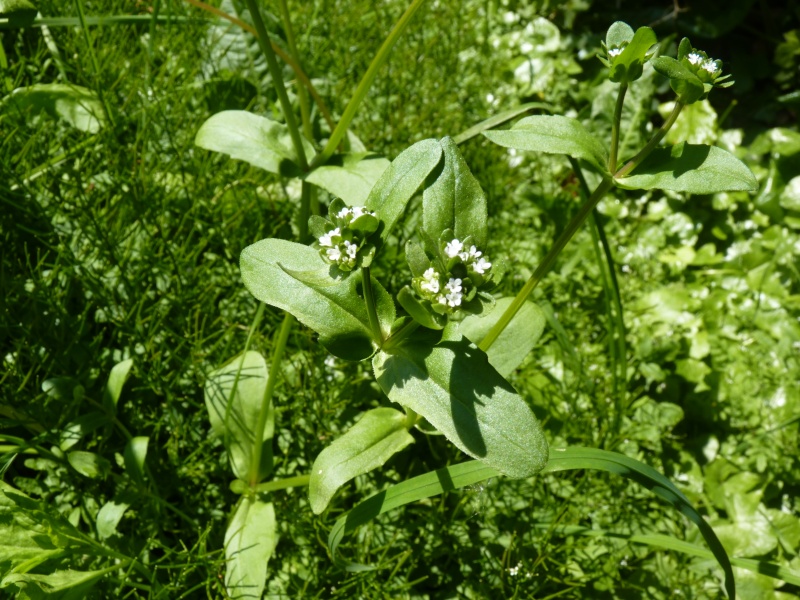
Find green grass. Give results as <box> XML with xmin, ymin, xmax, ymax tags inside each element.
<box><xmin>1</xmin><ymin>0</ymin><xmax>799</xmax><ymax>598</ymax></box>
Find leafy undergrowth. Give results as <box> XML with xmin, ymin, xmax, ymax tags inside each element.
<box><xmin>1</xmin><ymin>0</ymin><xmax>799</xmax><ymax>598</ymax></box>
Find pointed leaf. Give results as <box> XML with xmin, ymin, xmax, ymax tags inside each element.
<box><xmin>372</xmin><ymin>333</ymin><xmax>548</xmax><ymax>478</ymax></box>
<box><xmin>195</xmin><ymin>110</ymin><xmax>315</xmax><ymax>177</ymax></box>
<box><xmin>204</xmin><ymin>352</ymin><xmax>272</xmax><ymax>481</ymax></box>
<box><xmin>224</xmin><ymin>498</ymin><xmax>277</xmax><ymax>600</ymax></box>
<box><xmin>2</xmin><ymin>84</ymin><xmax>106</xmax><ymax>132</ymax></box>
<box><xmin>95</xmin><ymin>500</ymin><xmax>129</xmax><ymax>540</ymax></box>
<box><xmin>616</xmin><ymin>142</ymin><xmax>758</xmax><ymax>193</ymax></box>
<box><xmin>365</xmin><ymin>139</ymin><xmax>443</xmax><ymax>242</ymax></box>
<box><xmin>304</xmin><ymin>152</ymin><xmax>390</xmax><ymax>205</ymax></box>
<box><xmin>240</xmin><ymin>239</ymin><xmax>395</xmax><ymax>360</ymax></box>
<box><xmin>457</xmin><ymin>298</ymin><xmax>546</xmax><ymax>377</ymax></box>
<box><xmin>453</xmin><ymin>102</ymin><xmax>552</xmax><ymax>145</ymax></box>
<box><xmin>309</xmin><ymin>407</ymin><xmax>415</xmax><ymax>514</ymax></box>
<box><xmin>423</xmin><ymin>137</ymin><xmax>488</xmax><ymax>246</ymax></box>
<box><xmin>102</xmin><ymin>358</ymin><xmax>133</xmax><ymax>415</ymax></box>
<box><xmin>483</xmin><ymin>116</ymin><xmax>609</xmax><ymax>173</ymax></box>
<box><xmin>66</xmin><ymin>451</ymin><xmax>110</xmax><ymax>479</ymax></box>
<box><xmin>123</xmin><ymin>436</ymin><xmax>149</xmax><ymax>485</ymax></box>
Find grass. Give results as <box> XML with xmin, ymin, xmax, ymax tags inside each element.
<box><xmin>2</xmin><ymin>0</ymin><xmax>799</xmax><ymax>598</ymax></box>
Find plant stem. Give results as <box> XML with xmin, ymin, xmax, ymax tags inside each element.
<box><xmin>312</xmin><ymin>0</ymin><xmax>428</xmax><ymax>168</ymax></box>
<box><xmin>479</xmin><ymin>101</ymin><xmax>686</xmax><ymax>353</ymax></box>
<box><xmin>608</xmin><ymin>82</ymin><xmax>628</xmax><ymax>173</ymax></box>
<box><xmin>278</xmin><ymin>0</ymin><xmax>313</xmax><ymax>142</ymax></box>
<box><xmin>252</xmin><ymin>474</ymin><xmax>310</xmax><ymax>493</ymax></box>
<box><xmin>249</xmin><ymin>311</ymin><xmax>294</xmax><ymax>487</ymax></box>
<box><xmin>362</xmin><ymin>267</ymin><xmax>384</xmax><ymax>344</ymax></box>
<box><xmin>72</xmin><ymin>0</ymin><xmax>115</xmax><ymax>128</ymax></box>
<box><xmin>382</xmin><ymin>319</ymin><xmax>421</xmax><ymax>352</ymax></box>
<box><xmin>244</xmin><ymin>0</ymin><xmax>307</xmax><ymax>171</ymax></box>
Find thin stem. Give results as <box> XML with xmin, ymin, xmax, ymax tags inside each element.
<box><xmin>298</xmin><ymin>181</ymin><xmax>312</xmax><ymax>241</ymax></box>
<box><xmin>278</xmin><ymin>0</ymin><xmax>313</xmax><ymax>142</ymax></box>
<box><xmin>72</xmin><ymin>0</ymin><xmax>116</xmax><ymax>127</ymax></box>
<box><xmin>249</xmin><ymin>312</ymin><xmax>294</xmax><ymax>487</ymax></box>
<box><xmin>253</xmin><ymin>474</ymin><xmax>310</xmax><ymax>493</ymax></box>
<box><xmin>244</xmin><ymin>0</ymin><xmax>307</xmax><ymax>171</ymax></box>
<box><xmin>404</xmin><ymin>407</ymin><xmax>419</xmax><ymax>429</ymax></box>
<box><xmin>312</xmin><ymin>0</ymin><xmax>428</xmax><ymax>168</ymax></box>
<box><xmin>479</xmin><ymin>101</ymin><xmax>686</xmax><ymax>353</ymax></box>
<box><xmin>608</xmin><ymin>82</ymin><xmax>628</xmax><ymax>173</ymax></box>
<box><xmin>361</xmin><ymin>267</ymin><xmax>384</xmax><ymax>344</ymax></box>
<box><xmin>382</xmin><ymin>319</ymin><xmax>421</xmax><ymax>352</ymax></box>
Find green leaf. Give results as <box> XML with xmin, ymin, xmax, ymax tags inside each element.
<box><xmin>59</xmin><ymin>412</ymin><xmax>108</xmax><ymax>452</ymax></box>
<box><xmin>123</xmin><ymin>436</ymin><xmax>149</xmax><ymax>486</ymax></box>
<box><xmin>304</xmin><ymin>152</ymin><xmax>390</xmax><ymax>206</ymax></box>
<box><xmin>66</xmin><ymin>451</ymin><xmax>110</xmax><ymax>480</ymax></box>
<box><xmin>616</xmin><ymin>142</ymin><xmax>758</xmax><ymax>193</ymax></box>
<box><xmin>309</xmin><ymin>407</ymin><xmax>415</xmax><ymax>514</ymax></box>
<box><xmin>605</xmin><ymin>21</ymin><xmax>634</xmax><ymax>49</ymax></box>
<box><xmin>95</xmin><ymin>500</ymin><xmax>129</xmax><ymax>541</ymax></box>
<box><xmin>457</xmin><ymin>298</ymin><xmax>546</xmax><ymax>378</ymax></box>
<box><xmin>651</xmin><ymin>57</ymin><xmax>705</xmax><ymax>104</ymax></box>
<box><xmin>365</xmin><ymin>139</ymin><xmax>443</xmax><ymax>242</ymax></box>
<box><xmin>2</xmin><ymin>83</ymin><xmax>106</xmax><ymax>133</ymax></box>
<box><xmin>224</xmin><ymin>498</ymin><xmax>277</xmax><ymax>600</ymax></box>
<box><xmin>240</xmin><ymin>239</ymin><xmax>395</xmax><ymax>360</ymax></box>
<box><xmin>609</xmin><ymin>26</ymin><xmax>656</xmax><ymax>83</ymax></box>
<box><xmin>0</xmin><ymin>0</ymin><xmax>37</xmax><ymax>28</ymax></box>
<box><xmin>483</xmin><ymin>115</ymin><xmax>609</xmax><ymax>174</ymax></box>
<box><xmin>204</xmin><ymin>352</ymin><xmax>272</xmax><ymax>481</ymax></box>
<box><xmin>372</xmin><ymin>333</ymin><xmax>548</xmax><ymax>478</ymax></box>
<box><xmin>423</xmin><ymin>137</ymin><xmax>488</xmax><ymax>247</ymax></box>
<box><xmin>452</xmin><ymin>102</ymin><xmax>552</xmax><ymax>145</ymax></box>
<box><xmin>397</xmin><ymin>286</ymin><xmax>446</xmax><ymax>330</ymax></box>
<box><xmin>195</xmin><ymin>110</ymin><xmax>315</xmax><ymax>178</ymax></box>
<box><xmin>2</xmin><ymin>567</ymin><xmax>115</xmax><ymax>600</ymax></box>
<box><xmin>102</xmin><ymin>358</ymin><xmax>133</xmax><ymax>415</ymax></box>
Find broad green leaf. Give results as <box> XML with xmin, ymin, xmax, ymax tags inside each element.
<box><xmin>123</xmin><ymin>436</ymin><xmax>149</xmax><ymax>485</ymax></box>
<box><xmin>240</xmin><ymin>239</ymin><xmax>395</xmax><ymax>360</ymax></box>
<box><xmin>2</xmin><ymin>84</ymin><xmax>106</xmax><ymax>132</ymax></box>
<box><xmin>651</xmin><ymin>57</ymin><xmax>705</xmax><ymax>104</ymax></box>
<box><xmin>372</xmin><ymin>333</ymin><xmax>548</xmax><ymax>478</ymax></box>
<box><xmin>457</xmin><ymin>298</ymin><xmax>546</xmax><ymax>378</ymax></box>
<box><xmin>452</xmin><ymin>102</ymin><xmax>552</xmax><ymax>145</ymax></box>
<box><xmin>616</xmin><ymin>143</ymin><xmax>757</xmax><ymax>193</ymax></box>
<box><xmin>59</xmin><ymin>412</ymin><xmax>108</xmax><ymax>451</ymax></box>
<box><xmin>0</xmin><ymin>0</ymin><xmax>37</xmax><ymax>28</ymax></box>
<box><xmin>309</xmin><ymin>407</ymin><xmax>415</xmax><ymax>515</ymax></box>
<box><xmin>66</xmin><ymin>451</ymin><xmax>110</xmax><ymax>479</ymax></box>
<box><xmin>609</xmin><ymin>26</ymin><xmax>656</xmax><ymax>83</ymax></box>
<box><xmin>423</xmin><ymin>137</ymin><xmax>488</xmax><ymax>246</ymax></box>
<box><xmin>2</xmin><ymin>567</ymin><xmax>115</xmax><ymax>599</ymax></box>
<box><xmin>102</xmin><ymin>357</ymin><xmax>133</xmax><ymax>415</ymax></box>
<box><xmin>483</xmin><ymin>115</ymin><xmax>609</xmax><ymax>174</ymax></box>
<box><xmin>365</xmin><ymin>139</ymin><xmax>442</xmax><ymax>242</ymax></box>
<box><xmin>204</xmin><ymin>352</ymin><xmax>272</xmax><ymax>481</ymax></box>
<box><xmin>304</xmin><ymin>152</ymin><xmax>390</xmax><ymax>206</ymax></box>
<box><xmin>224</xmin><ymin>498</ymin><xmax>276</xmax><ymax>600</ymax></box>
<box><xmin>195</xmin><ymin>110</ymin><xmax>315</xmax><ymax>178</ymax></box>
<box><xmin>308</xmin><ymin>407</ymin><xmax>414</xmax><ymax>515</ymax></box>
<box><xmin>95</xmin><ymin>500</ymin><xmax>129</xmax><ymax>540</ymax></box>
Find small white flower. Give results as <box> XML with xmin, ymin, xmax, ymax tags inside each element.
<box><xmin>344</xmin><ymin>240</ymin><xmax>358</xmax><ymax>259</ymax></box>
<box><xmin>318</xmin><ymin>227</ymin><xmax>340</xmax><ymax>247</ymax></box>
<box><xmin>702</xmin><ymin>59</ymin><xmax>717</xmax><ymax>74</ymax></box>
<box><xmin>438</xmin><ymin>295</ymin><xmax>448</xmax><ymax>305</ymax></box>
<box><xmin>444</xmin><ymin>238</ymin><xmax>463</xmax><ymax>258</ymax></box>
<box><xmin>607</xmin><ymin>47</ymin><xmax>623</xmax><ymax>58</ymax></box>
<box><xmin>445</xmin><ymin>291</ymin><xmax>463</xmax><ymax>307</ymax></box>
<box><xmin>445</xmin><ymin>278</ymin><xmax>463</xmax><ymax>294</ymax></box>
<box><xmin>337</xmin><ymin>207</ymin><xmax>352</xmax><ymax>220</ymax></box>
<box><xmin>420</xmin><ymin>268</ymin><xmax>440</xmax><ymax>293</ymax></box>
<box><xmin>473</xmin><ymin>257</ymin><xmax>492</xmax><ymax>274</ymax></box>
<box><xmin>326</xmin><ymin>247</ymin><xmax>342</xmax><ymax>261</ymax></box>
<box><xmin>687</xmin><ymin>52</ymin><xmax>703</xmax><ymax>65</ymax></box>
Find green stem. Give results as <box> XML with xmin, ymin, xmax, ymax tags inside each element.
<box><xmin>361</xmin><ymin>267</ymin><xmax>384</xmax><ymax>344</ymax></box>
<box><xmin>382</xmin><ymin>318</ymin><xmax>421</xmax><ymax>352</ymax></box>
<box><xmin>72</xmin><ymin>0</ymin><xmax>115</xmax><ymax>128</ymax></box>
<box><xmin>479</xmin><ymin>101</ymin><xmax>686</xmax><ymax>353</ymax></box>
<box><xmin>244</xmin><ymin>0</ymin><xmax>308</xmax><ymax>171</ymax></box>
<box><xmin>298</xmin><ymin>181</ymin><xmax>311</xmax><ymax>241</ymax></box>
<box><xmin>312</xmin><ymin>0</ymin><xmax>428</xmax><ymax>168</ymax></box>
<box><xmin>403</xmin><ymin>407</ymin><xmax>419</xmax><ymax>429</ymax></box>
<box><xmin>278</xmin><ymin>0</ymin><xmax>313</xmax><ymax>142</ymax></box>
<box><xmin>608</xmin><ymin>82</ymin><xmax>628</xmax><ymax>173</ymax></box>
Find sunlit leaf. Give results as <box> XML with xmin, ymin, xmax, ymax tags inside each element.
<box><xmin>67</xmin><ymin>451</ymin><xmax>110</xmax><ymax>480</ymax></box>
<box><xmin>102</xmin><ymin>358</ymin><xmax>133</xmax><ymax>415</ymax></box>
<box><xmin>224</xmin><ymin>498</ymin><xmax>276</xmax><ymax>600</ymax></box>
<box><xmin>3</xmin><ymin>84</ymin><xmax>107</xmax><ymax>132</ymax></box>
<box><xmin>304</xmin><ymin>152</ymin><xmax>390</xmax><ymax>206</ymax></box>
<box><xmin>123</xmin><ymin>436</ymin><xmax>149</xmax><ymax>486</ymax></box>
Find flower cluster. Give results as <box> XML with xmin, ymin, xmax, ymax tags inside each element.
<box><xmin>676</xmin><ymin>39</ymin><xmax>731</xmax><ymax>89</ymax></box>
<box><xmin>411</xmin><ymin>237</ymin><xmax>493</xmax><ymax>315</ymax></box>
<box><xmin>313</xmin><ymin>199</ymin><xmax>379</xmax><ymax>272</ymax></box>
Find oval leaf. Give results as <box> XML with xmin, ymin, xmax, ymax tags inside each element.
<box><xmin>224</xmin><ymin>498</ymin><xmax>277</xmax><ymax>600</ymax></box>
<box><xmin>365</xmin><ymin>139</ymin><xmax>443</xmax><ymax>242</ymax></box>
<box><xmin>123</xmin><ymin>436</ymin><xmax>149</xmax><ymax>485</ymax></box>
<box><xmin>102</xmin><ymin>358</ymin><xmax>133</xmax><ymax>415</ymax></box>
<box><xmin>204</xmin><ymin>351</ymin><xmax>273</xmax><ymax>481</ymax></box>
<box><xmin>195</xmin><ymin>110</ymin><xmax>315</xmax><ymax>177</ymax></box>
<box><xmin>67</xmin><ymin>451</ymin><xmax>110</xmax><ymax>479</ymax></box>
<box><xmin>240</xmin><ymin>239</ymin><xmax>395</xmax><ymax>360</ymax></box>
<box><xmin>423</xmin><ymin>137</ymin><xmax>488</xmax><ymax>246</ymax></box>
<box><xmin>309</xmin><ymin>407</ymin><xmax>415</xmax><ymax>514</ymax></box>
<box><xmin>616</xmin><ymin>142</ymin><xmax>758</xmax><ymax>193</ymax></box>
<box><xmin>457</xmin><ymin>298</ymin><xmax>546</xmax><ymax>378</ymax></box>
<box><xmin>96</xmin><ymin>500</ymin><xmax>130</xmax><ymax>540</ymax></box>
<box><xmin>483</xmin><ymin>115</ymin><xmax>609</xmax><ymax>174</ymax></box>
<box><xmin>372</xmin><ymin>333</ymin><xmax>548</xmax><ymax>478</ymax></box>
<box><xmin>304</xmin><ymin>152</ymin><xmax>390</xmax><ymax>206</ymax></box>
<box><xmin>3</xmin><ymin>83</ymin><xmax>106</xmax><ymax>132</ymax></box>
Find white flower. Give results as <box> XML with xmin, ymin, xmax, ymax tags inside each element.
<box><xmin>445</xmin><ymin>291</ymin><xmax>463</xmax><ymax>307</ymax></box>
<box><xmin>337</xmin><ymin>207</ymin><xmax>352</xmax><ymax>220</ymax></box>
<box><xmin>344</xmin><ymin>240</ymin><xmax>358</xmax><ymax>259</ymax></box>
<box><xmin>438</xmin><ymin>295</ymin><xmax>448</xmax><ymax>305</ymax></box>
<box><xmin>607</xmin><ymin>47</ymin><xmax>623</xmax><ymax>58</ymax></box>
<box><xmin>445</xmin><ymin>278</ymin><xmax>463</xmax><ymax>293</ymax></box>
<box><xmin>326</xmin><ymin>247</ymin><xmax>342</xmax><ymax>261</ymax></box>
<box><xmin>687</xmin><ymin>52</ymin><xmax>703</xmax><ymax>65</ymax></box>
<box><xmin>444</xmin><ymin>238</ymin><xmax>464</xmax><ymax>258</ymax></box>
<box><xmin>319</xmin><ymin>227</ymin><xmax>340</xmax><ymax>247</ymax></box>
<box><xmin>420</xmin><ymin>268</ymin><xmax>440</xmax><ymax>293</ymax></box>
<box><xmin>473</xmin><ymin>257</ymin><xmax>492</xmax><ymax>274</ymax></box>
<box><xmin>702</xmin><ymin>59</ymin><xmax>717</xmax><ymax>74</ymax></box>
